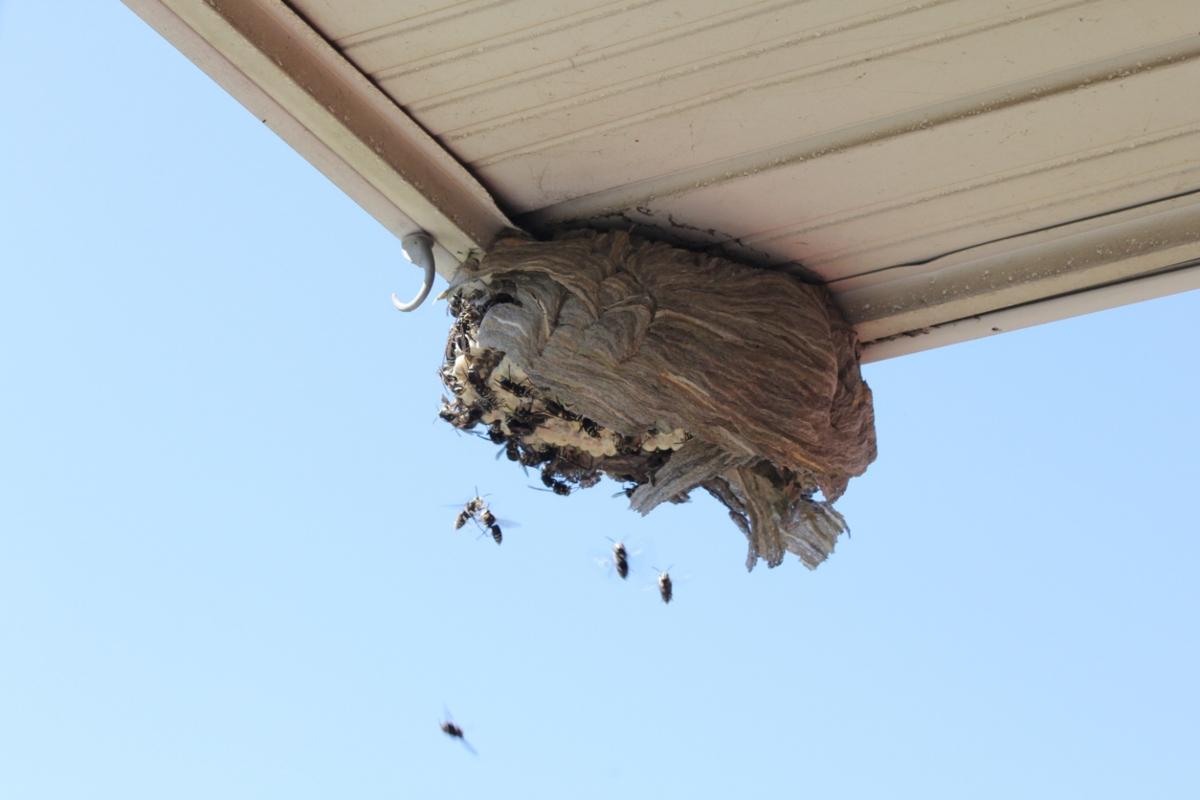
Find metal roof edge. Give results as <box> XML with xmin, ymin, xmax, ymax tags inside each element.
<box><xmin>857</xmin><ymin>190</ymin><xmax>1200</xmax><ymax>363</ymax></box>
<box><xmin>861</xmin><ymin>260</ymin><xmax>1200</xmax><ymax>363</ymax></box>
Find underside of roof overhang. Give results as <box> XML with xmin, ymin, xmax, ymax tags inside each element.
<box><xmin>123</xmin><ymin>0</ymin><xmax>1200</xmax><ymax>361</ymax></box>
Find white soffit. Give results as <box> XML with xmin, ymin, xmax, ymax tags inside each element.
<box><xmin>126</xmin><ymin>0</ymin><xmax>1200</xmax><ymax>361</ymax></box>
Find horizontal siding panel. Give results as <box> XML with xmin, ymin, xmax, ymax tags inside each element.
<box><xmin>398</xmin><ymin>0</ymin><xmax>924</xmax><ymax>116</ymax></box>
<box><xmin>618</xmin><ymin>58</ymin><xmax>1200</xmax><ymax>276</ymax></box>
<box><xmin>465</xmin><ymin>2</ymin><xmax>1198</xmax><ymax>209</ymax></box>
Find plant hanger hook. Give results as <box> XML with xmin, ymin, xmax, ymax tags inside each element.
<box><xmin>392</xmin><ymin>231</ymin><xmax>435</xmax><ymax>312</ymax></box>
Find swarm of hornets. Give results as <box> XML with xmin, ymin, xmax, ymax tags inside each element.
<box><xmin>442</xmin><ymin>287</ymin><xmax>679</xmax><ymax>603</ymax></box>
<box><xmin>438</xmin><ymin>290</ymin><xmax>682</xmax><ymax>753</ymax></box>
<box><xmin>439</xmin><ymin>522</ymin><xmax>672</xmax><ymax>755</ymax></box>
<box><xmin>450</xmin><ymin>498</ymin><xmax>675</xmax><ymax>607</ymax></box>
<box><xmin>437</xmin><ymin>291</ymin><xmax>686</xmax><ymax>507</ymax></box>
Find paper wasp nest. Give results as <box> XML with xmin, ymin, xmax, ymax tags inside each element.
<box><xmin>438</xmin><ymin>230</ymin><xmax>876</xmax><ymax>570</ymax></box>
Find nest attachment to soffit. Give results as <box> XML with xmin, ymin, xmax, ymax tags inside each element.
<box><xmin>433</xmin><ymin>229</ymin><xmax>877</xmax><ymax>571</ymax></box>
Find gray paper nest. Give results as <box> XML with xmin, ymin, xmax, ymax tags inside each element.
<box><xmin>438</xmin><ymin>230</ymin><xmax>876</xmax><ymax>570</ymax></box>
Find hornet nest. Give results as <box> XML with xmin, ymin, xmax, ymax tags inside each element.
<box><xmin>437</xmin><ymin>230</ymin><xmax>876</xmax><ymax>570</ymax></box>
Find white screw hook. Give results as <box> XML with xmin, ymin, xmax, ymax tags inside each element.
<box><xmin>392</xmin><ymin>231</ymin><xmax>435</xmax><ymax>312</ymax></box>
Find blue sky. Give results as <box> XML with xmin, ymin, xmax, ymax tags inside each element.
<box><xmin>2</xmin><ymin>3</ymin><xmax>1197</xmax><ymax>798</ymax></box>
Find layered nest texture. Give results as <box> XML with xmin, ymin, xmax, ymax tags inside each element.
<box><xmin>437</xmin><ymin>230</ymin><xmax>877</xmax><ymax>570</ymax></box>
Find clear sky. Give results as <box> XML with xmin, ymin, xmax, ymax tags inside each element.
<box><xmin>2</xmin><ymin>3</ymin><xmax>1198</xmax><ymax>799</ymax></box>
